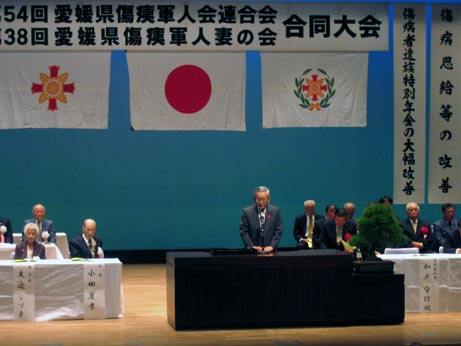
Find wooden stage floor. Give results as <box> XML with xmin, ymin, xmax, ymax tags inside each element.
<box><xmin>2</xmin><ymin>264</ymin><xmax>461</xmax><ymax>346</ymax></box>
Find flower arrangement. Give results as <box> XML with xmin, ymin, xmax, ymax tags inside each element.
<box><xmin>420</xmin><ymin>226</ymin><xmax>429</xmax><ymax>239</ymax></box>
<box><xmin>349</xmin><ymin>203</ymin><xmax>406</xmax><ymax>260</ymax></box>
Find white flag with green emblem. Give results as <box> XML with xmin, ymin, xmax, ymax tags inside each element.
<box><xmin>262</xmin><ymin>52</ymin><xmax>368</xmax><ymax>128</ymax></box>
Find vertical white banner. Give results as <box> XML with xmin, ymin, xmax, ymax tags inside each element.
<box><xmin>393</xmin><ymin>5</ymin><xmax>426</xmax><ymax>203</ymax></box>
<box><xmin>419</xmin><ymin>258</ymin><xmax>439</xmax><ymax>312</ymax></box>
<box><xmin>13</xmin><ymin>264</ymin><xmax>35</xmax><ymax>320</ymax></box>
<box><xmin>429</xmin><ymin>5</ymin><xmax>461</xmax><ymax>203</ymax></box>
<box><xmin>83</xmin><ymin>262</ymin><xmax>105</xmax><ymax>319</ymax></box>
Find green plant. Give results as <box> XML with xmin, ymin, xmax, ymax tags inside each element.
<box><xmin>349</xmin><ymin>204</ymin><xmax>406</xmax><ymax>260</ymax></box>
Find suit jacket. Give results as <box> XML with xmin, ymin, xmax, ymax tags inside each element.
<box><xmin>14</xmin><ymin>241</ymin><xmax>46</xmax><ymax>259</ymax></box>
<box><xmin>0</xmin><ymin>216</ymin><xmax>13</xmax><ymax>244</ymax></box>
<box><xmin>239</xmin><ymin>204</ymin><xmax>283</xmax><ymax>249</ymax></box>
<box><xmin>293</xmin><ymin>213</ymin><xmax>324</xmax><ymax>249</ymax></box>
<box><xmin>399</xmin><ymin>218</ymin><xmax>433</xmax><ymax>253</ymax></box>
<box><xmin>69</xmin><ymin>235</ymin><xmax>103</xmax><ymax>259</ymax></box>
<box><xmin>320</xmin><ymin>219</ymin><xmax>357</xmax><ymax>250</ymax></box>
<box><xmin>433</xmin><ymin>219</ymin><xmax>461</xmax><ymax>254</ymax></box>
<box><xmin>23</xmin><ymin>218</ymin><xmax>56</xmax><ymax>243</ymax></box>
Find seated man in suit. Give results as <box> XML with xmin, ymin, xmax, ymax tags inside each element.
<box><xmin>69</xmin><ymin>219</ymin><xmax>104</xmax><ymax>258</ymax></box>
<box><xmin>319</xmin><ymin>208</ymin><xmax>357</xmax><ymax>252</ymax></box>
<box><xmin>239</xmin><ymin>186</ymin><xmax>283</xmax><ymax>253</ymax></box>
<box><xmin>316</xmin><ymin>204</ymin><xmax>337</xmax><ymax>230</ymax></box>
<box><xmin>344</xmin><ymin>202</ymin><xmax>356</xmax><ymax>221</ymax></box>
<box><xmin>23</xmin><ymin>204</ymin><xmax>56</xmax><ymax>243</ymax></box>
<box><xmin>0</xmin><ymin>215</ymin><xmax>13</xmax><ymax>243</ymax></box>
<box><xmin>433</xmin><ymin>203</ymin><xmax>461</xmax><ymax>254</ymax></box>
<box><xmin>293</xmin><ymin>199</ymin><xmax>324</xmax><ymax>249</ymax></box>
<box><xmin>399</xmin><ymin>202</ymin><xmax>433</xmax><ymax>253</ymax></box>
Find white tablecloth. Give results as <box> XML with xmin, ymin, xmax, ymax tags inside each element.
<box><xmin>0</xmin><ymin>243</ymin><xmax>63</xmax><ymax>260</ymax></box>
<box><xmin>379</xmin><ymin>254</ymin><xmax>461</xmax><ymax>313</ymax></box>
<box><xmin>0</xmin><ymin>258</ymin><xmax>124</xmax><ymax>321</ymax></box>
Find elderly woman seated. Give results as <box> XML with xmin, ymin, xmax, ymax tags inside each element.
<box><xmin>14</xmin><ymin>223</ymin><xmax>46</xmax><ymax>260</ymax></box>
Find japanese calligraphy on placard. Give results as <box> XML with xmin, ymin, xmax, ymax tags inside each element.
<box><xmin>13</xmin><ymin>263</ymin><xmax>35</xmax><ymax>320</ymax></box>
<box><xmin>0</xmin><ymin>1</ymin><xmax>388</xmax><ymax>51</ymax></box>
<box><xmin>429</xmin><ymin>5</ymin><xmax>461</xmax><ymax>203</ymax></box>
<box><xmin>393</xmin><ymin>5</ymin><xmax>426</xmax><ymax>204</ymax></box>
<box><xmin>419</xmin><ymin>258</ymin><xmax>439</xmax><ymax>312</ymax></box>
<box><xmin>83</xmin><ymin>262</ymin><xmax>105</xmax><ymax>319</ymax></box>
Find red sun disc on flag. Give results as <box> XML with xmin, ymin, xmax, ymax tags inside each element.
<box><xmin>165</xmin><ymin>65</ymin><xmax>212</xmax><ymax>114</ymax></box>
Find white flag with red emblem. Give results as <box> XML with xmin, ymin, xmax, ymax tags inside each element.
<box><xmin>127</xmin><ymin>52</ymin><xmax>246</xmax><ymax>131</ymax></box>
<box><xmin>0</xmin><ymin>52</ymin><xmax>110</xmax><ymax>129</ymax></box>
<box><xmin>262</xmin><ymin>52</ymin><xmax>368</xmax><ymax>128</ymax></box>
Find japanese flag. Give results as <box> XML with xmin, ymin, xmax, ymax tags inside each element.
<box><xmin>0</xmin><ymin>52</ymin><xmax>110</xmax><ymax>129</ymax></box>
<box><xmin>127</xmin><ymin>52</ymin><xmax>246</xmax><ymax>131</ymax></box>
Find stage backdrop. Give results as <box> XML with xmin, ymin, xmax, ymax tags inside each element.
<box><xmin>0</xmin><ymin>0</ymin><xmax>459</xmax><ymax>250</ymax></box>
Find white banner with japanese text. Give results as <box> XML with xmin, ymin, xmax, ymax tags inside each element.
<box><xmin>83</xmin><ymin>262</ymin><xmax>105</xmax><ymax>319</ymax></box>
<box><xmin>13</xmin><ymin>263</ymin><xmax>35</xmax><ymax>320</ymax></box>
<box><xmin>0</xmin><ymin>1</ymin><xmax>388</xmax><ymax>51</ymax></box>
<box><xmin>429</xmin><ymin>5</ymin><xmax>461</xmax><ymax>203</ymax></box>
<box><xmin>393</xmin><ymin>4</ymin><xmax>426</xmax><ymax>204</ymax></box>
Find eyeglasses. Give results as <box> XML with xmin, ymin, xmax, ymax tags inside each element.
<box><xmin>255</xmin><ymin>197</ymin><xmax>269</xmax><ymax>203</ymax></box>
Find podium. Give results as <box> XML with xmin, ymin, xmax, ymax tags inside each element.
<box><xmin>166</xmin><ymin>250</ymin><xmax>404</xmax><ymax>330</ymax></box>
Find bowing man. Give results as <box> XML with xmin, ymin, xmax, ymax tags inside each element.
<box><xmin>319</xmin><ymin>208</ymin><xmax>357</xmax><ymax>252</ymax></box>
<box><xmin>69</xmin><ymin>219</ymin><xmax>104</xmax><ymax>259</ymax></box>
<box><xmin>239</xmin><ymin>186</ymin><xmax>283</xmax><ymax>253</ymax></box>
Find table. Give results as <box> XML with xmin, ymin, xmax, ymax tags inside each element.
<box><xmin>0</xmin><ymin>243</ymin><xmax>63</xmax><ymax>260</ymax></box>
<box><xmin>379</xmin><ymin>254</ymin><xmax>461</xmax><ymax>312</ymax></box>
<box><xmin>167</xmin><ymin>250</ymin><xmax>404</xmax><ymax>330</ymax></box>
<box><xmin>0</xmin><ymin>258</ymin><xmax>124</xmax><ymax>321</ymax></box>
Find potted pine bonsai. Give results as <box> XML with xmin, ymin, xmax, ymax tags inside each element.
<box><xmin>349</xmin><ymin>203</ymin><xmax>406</xmax><ymax>265</ymax></box>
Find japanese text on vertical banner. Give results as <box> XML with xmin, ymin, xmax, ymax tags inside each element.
<box><xmin>393</xmin><ymin>5</ymin><xmax>426</xmax><ymax>204</ymax></box>
<box><xmin>13</xmin><ymin>264</ymin><xmax>35</xmax><ymax>320</ymax></box>
<box><xmin>0</xmin><ymin>1</ymin><xmax>388</xmax><ymax>51</ymax></box>
<box><xmin>429</xmin><ymin>5</ymin><xmax>461</xmax><ymax>203</ymax></box>
<box><xmin>84</xmin><ymin>262</ymin><xmax>105</xmax><ymax>319</ymax></box>
<box><xmin>420</xmin><ymin>259</ymin><xmax>439</xmax><ymax>312</ymax></box>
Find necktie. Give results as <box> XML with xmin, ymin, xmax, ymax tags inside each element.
<box><xmin>336</xmin><ymin>227</ymin><xmax>342</xmax><ymax>245</ymax></box>
<box><xmin>412</xmin><ymin>221</ymin><xmax>417</xmax><ymax>233</ymax></box>
<box><xmin>88</xmin><ymin>239</ymin><xmax>94</xmax><ymax>257</ymax></box>
<box><xmin>307</xmin><ymin>215</ymin><xmax>314</xmax><ymax>248</ymax></box>
<box><xmin>259</xmin><ymin>212</ymin><xmax>265</xmax><ymax>246</ymax></box>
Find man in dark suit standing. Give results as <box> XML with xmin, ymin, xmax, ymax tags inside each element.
<box><xmin>433</xmin><ymin>203</ymin><xmax>461</xmax><ymax>254</ymax></box>
<box><xmin>399</xmin><ymin>202</ymin><xmax>433</xmax><ymax>253</ymax></box>
<box><xmin>319</xmin><ymin>208</ymin><xmax>357</xmax><ymax>251</ymax></box>
<box><xmin>0</xmin><ymin>215</ymin><xmax>13</xmax><ymax>243</ymax></box>
<box><xmin>69</xmin><ymin>219</ymin><xmax>104</xmax><ymax>258</ymax></box>
<box><xmin>293</xmin><ymin>199</ymin><xmax>323</xmax><ymax>249</ymax></box>
<box><xmin>240</xmin><ymin>186</ymin><xmax>283</xmax><ymax>253</ymax></box>
<box><xmin>23</xmin><ymin>204</ymin><xmax>57</xmax><ymax>243</ymax></box>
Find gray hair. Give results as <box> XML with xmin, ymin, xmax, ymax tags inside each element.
<box><xmin>304</xmin><ymin>200</ymin><xmax>316</xmax><ymax>207</ymax></box>
<box><xmin>254</xmin><ymin>186</ymin><xmax>270</xmax><ymax>197</ymax></box>
<box><xmin>406</xmin><ymin>202</ymin><xmax>420</xmax><ymax>212</ymax></box>
<box><xmin>23</xmin><ymin>222</ymin><xmax>39</xmax><ymax>235</ymax></box>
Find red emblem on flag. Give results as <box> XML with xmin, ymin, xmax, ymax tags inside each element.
<box><xmin>31</xmin><ymin>65</ymin><xmax>75</xmax><ymax>111</ymax></box>
<box><xmin>294</xmin><ymin>68</ymin><xmax>336</xmax><ymax>111</ymax></box>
